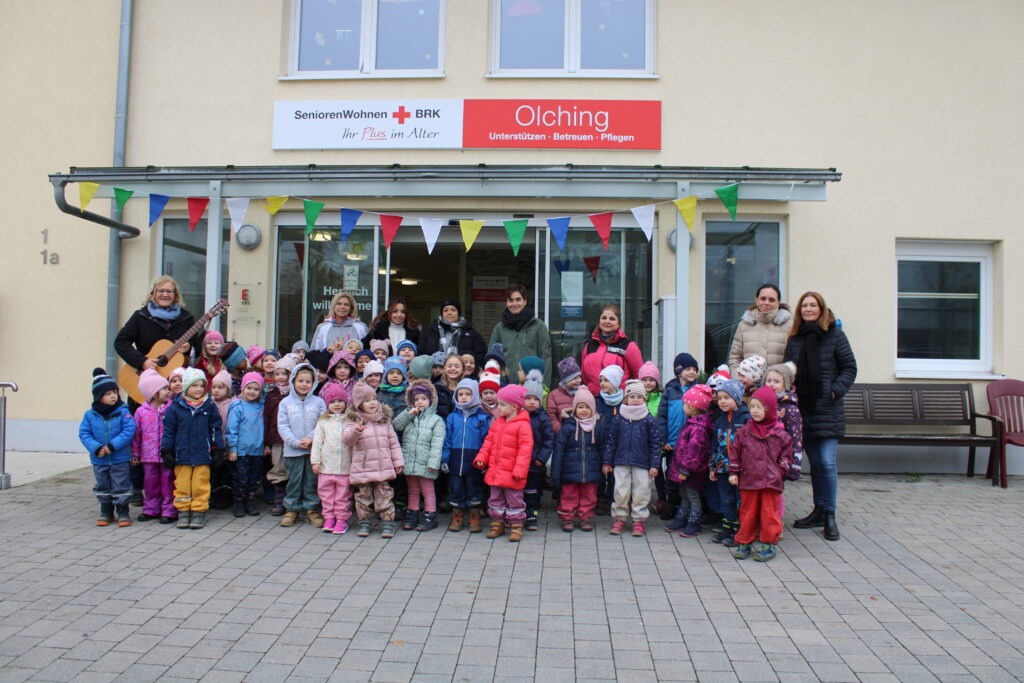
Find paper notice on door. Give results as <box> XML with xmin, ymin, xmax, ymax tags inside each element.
<box><xmin>561</xmin><ymin>271</ymin><xmax>583</xmax><ymax>318</ymax></box>
<box><xmin>343</xmin><ymin>265</ymin><xmax>360</xmax><ymax>292</ymax></box>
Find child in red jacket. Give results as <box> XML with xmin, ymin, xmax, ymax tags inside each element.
<box><xmin>728</xmin><ymin>386</ymin><xmax>793</xmax><ymax>563</ymax></box>
<box><xmin>474</xmin><ymin>384</ymin><xmax>534</xmax><ymax>542</ymax></box>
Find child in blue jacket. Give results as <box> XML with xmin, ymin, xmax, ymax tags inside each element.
<box><xmin>226</xmin><ymin>372</ymin><xmax>266</xmax><ymax>518</ymax></box>
<box><xmin>160</xmin><ymin>368</ymin><xmax>224</xmax><ymax>530</ymax></box>
<box><xmin>709</xmin><ymin>379</ymin><xmax>751</xmax><ymax>546</ymax></box>
<box><xmin>603</xmin><ymin>380</ymin><xmax>662</xmax><ymax>537</ymax></box>
<box><xmin>550</xmin><ymin>386</ymin><xmax>606</xmax><ymax>532</ymax></box>
<box><xmin>79</xmin><ymin>368</ymin><xmax>136</xmax><ymax>527</ymax></box>
<box><xmin>523</xmin><ymin>372</ymin><xmax>554</xmax><ymax>531</ymax></box>
<box><xmin>656</xmin><ymin>352</ymin><xmax>698</xmax><ymax>519</ymax></box>
<box><xmin>442</xmin><ymin>378</ymin><xmax>491</xmax><ymax>532</ymax></box>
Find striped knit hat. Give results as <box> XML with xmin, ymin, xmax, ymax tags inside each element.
<box><xmin>91</xmin><ymin>368</ymin><xmax>118</xmax><ymax>401</ymax></box>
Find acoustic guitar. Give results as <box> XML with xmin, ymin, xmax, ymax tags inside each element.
<box><xmin>118</xmin><ymin>298</ymin><xmax>229</xmax><ymax>404</ymax></box>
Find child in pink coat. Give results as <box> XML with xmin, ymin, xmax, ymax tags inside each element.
<box><xmin>131</xmin><ymin>370</ymin><xmax>176</xmax><ymax>523</ymax></box>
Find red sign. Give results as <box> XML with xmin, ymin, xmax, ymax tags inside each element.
<box><xmin>462</xmin><ymin>99</ymin><xmax>660</xmax><ymax>150</ymax></box>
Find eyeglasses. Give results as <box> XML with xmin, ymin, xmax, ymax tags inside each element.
<box><xmin>154</xmin><ymin>289</ymin><xmax>176</xmax><ymax>295</ymax></box>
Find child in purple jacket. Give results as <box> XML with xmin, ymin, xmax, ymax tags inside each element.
<box><xmin>131</xmin><ymin>370</ymin><xmax>176</xmax><ymax>523</ymax></box>
<box><xmin>666</xmin><ymin>384</ymin><xmax>714</xmax><ymax>537</ymax></box>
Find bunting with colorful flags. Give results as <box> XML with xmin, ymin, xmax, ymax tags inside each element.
<box><xmin>630</xmin><ymin>204</ymin><xmax>655</xmax><ymax>240</ymax></box>
<box><xmin>263</xmin><ymin>196</ymin><xmax>288</xmax><ymax>215</ymax></box>
<box><xmin>503</xmin><ymin>219</ymin><xmax>528</xmax><ymax>256</ymax></box>
<box><xmin>187</xmin><ymin>197</ymin><xmax>209</xmax><ymax>231</ymax></box>
<box><xmin>225</xmin><ymin>197</ymin><xmax>250</xmax><ymax>233</ymax></box>
<box><xmin>78</xmin><ymin>182</ymin><xmax>100</xmax><ymax>214</ymax></box>
<box><xmin>588</xmin><ymin>212</ymin><xmax>613</xmax><ymax>250</ymax></box>
<box><xmin>459</xmin><ymin>219</ymin><xmax>483</xmax><ymax>252</ymax></box>
<box><xmin>113</xmin><ymin>187</ymin><xmax>134</xmax><ymax>213</ymax></box>
<box><xmin>715</xmin><ymin>184</ymin><xmax>739</xmax><ymax>221</ymax></box>
<box><xmin>674</xmin><ymin>196</ymin><xmax>697</xmax><ymax>232</ymax></box>
<box><xmin>303</xmin><ymin>199</ymin><xmax>325</xmax><ymax>235</ymax></box>
<box><xmin>379</xmin><ymin>214</ymin><xmax>402</xmax><ymax>249</ymax></box>
<box><xmin>148</xmin><ymin>194</ymin><xmax>170</xmax><ymax>226</ymax></box>
<box><xmin>547</xmin><ymin>217</ymin><xmax>570</xmax><ymax>250</ymax></box>
<box><xmin>419</xmin><ymin>217</ymin><xmax>443</xmax><ymax>254</ymax></box>
<box><xmin>340</xmin><ymin>208</ymin><xmax>362</xmax><ymax>242</ymax></box>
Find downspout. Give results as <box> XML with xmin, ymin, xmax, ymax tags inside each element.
<box><xmin>107</xmin><ymin>0</ymin><xmax>134</xmax><ymax>372</ymax></box>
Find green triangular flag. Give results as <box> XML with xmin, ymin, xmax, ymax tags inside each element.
<box><xmin>303</xmin><ymin>199</ymin><xmax>325</xmax><ymax>235</ymax></box>
<box><xmin>113</xmin><ymin>187</ymin><xmax>134</xmax><ymax>213</ymax></box>
<box><xmin>715</xmin><ymin>184</ymin><xmax>739</xmax><ymax>221</ymax></box>
<box><xmin>503</xmin><ymin>219</ymin><xmax>528</xmax><ymax>256</ymax></box>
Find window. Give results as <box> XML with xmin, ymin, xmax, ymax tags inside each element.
<box><xmin>161</xmin><ymin>219</ymin><xmax>230</xmax><ymax>338</ymax></box>
<box><xmin>290</xmin><ymin>0</ymin><xmax>444</xmax><ymax>78</ymax></box>
<box><xmin>705</xmin><ymin>220</ymin><xmax>782</xmax><ymax>372</ymax></box>
<box><xmin>491</xmin><ymin>0</ymin><xmax>655</xmax><ymax>77</ymax></box>
<box><xmin>896</xmin><ymin>240</ymin><xmax>993</xmax><ymax>376</ymax></box>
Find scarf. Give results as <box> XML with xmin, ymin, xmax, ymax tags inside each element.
<box><xmin>184</xmin><ymin>394</ymin><xmax>207</xmax><ymax>409</ymax></box>
<box><xmin>598</xmin><ymin>329</ymin><xmax>618</xmax><ymax>343</ymax></box>
<box><xmin>380</xmin><ymin>381</ymin><xmax>406</xmax><ymax>394</ymax></box>
<box><xmin>437</xmin><ymin>317</ymin><xmax>468</xmax><ymax>355</ymax></box>
<box><xmin>601</xmin><ymin>388</ymin><xmax>624</xmax><ymax>407</ymax></box>
<box><xmin>276</xmin><ymin>382</ymin><xmax>290</xmax><ymax>396</ymax></box>
<box><xmin>559</xmin><ymin>381</ymin><xmax>579</xmax><ymax>395</ymax></box>
<box><xmin>748</xmin><ymin>386</ymin><xmax>782</xmax><ymax>440</ymax></box>
<box><xmin>92</xmin><ymin>399</ymin><xmax>124</xmax><ymax>418</ymax></box>
<box><xmin>795</xmin><ymin>322</ymin><xmax>826</xmax><ymax>415</ymax></box>
<box><xmin>458</xmin><ymin>397</ymin><xmax>481</xmax><ymax>416</ymax></box>
<box><xmin>574</xmin><ymin>415</ymin><xmax>597</xmax><ymax>445</ymax></box>
<box><xmin>620</xmin><ymin>403</ymin><xmax>649</xmax><ymax>422</ymax></box>
<box><xmin>147</xmin><ymin>302</ymin><xmax>181</xmax><ymax>321</ymax></box>
<box><xmin>501</xmin><ymin>306</ymin><xmax>535</xmax><ymax>332</ymax></box>
<box><xmin>357</xmin><ymin>403</ymin><xmax>383</xmax><ymax>423</ymax></box>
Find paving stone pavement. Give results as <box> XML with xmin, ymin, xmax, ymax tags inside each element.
<box><xmin>0</xmin><ymin>470</ymin><xmax>1022</xmax><ymax>682</ymax></box>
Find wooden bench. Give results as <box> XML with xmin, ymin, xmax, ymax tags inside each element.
<box><xmin>839</xmin><ymin>383</ymin><xmax>1006</xmax><ymax>487</ymax></box>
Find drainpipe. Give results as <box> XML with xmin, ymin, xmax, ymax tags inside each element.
<box><xmin>107</xmin><ymin>0</ymin><xmax>134</xmax><ymax>372</ymax></box>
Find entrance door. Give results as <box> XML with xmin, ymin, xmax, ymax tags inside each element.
<box><xmin>383</xmin><ymin>223</ymin><xmax>537</xmax><ymax>342</ymax></box>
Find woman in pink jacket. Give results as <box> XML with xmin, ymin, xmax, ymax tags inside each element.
<box><xmin>343</xmin><ymin>382</ymin><xmax>404</xmax><ymax>539</ymax></box>
<box><xmin>579</xmin><ymin>305</ymin><xmax>644</xmax><ymax>395</ymax></box>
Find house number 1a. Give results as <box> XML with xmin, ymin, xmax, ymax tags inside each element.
<box><xmin>40</xmin><ymin>229</ymin><xmax>60</xmax><ymax>265</ymax></box>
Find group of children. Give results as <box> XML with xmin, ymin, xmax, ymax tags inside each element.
<box><xmin>80</xmin><ymin>330</ymin><xmax>804</xmax><ymax>559</ymax></box>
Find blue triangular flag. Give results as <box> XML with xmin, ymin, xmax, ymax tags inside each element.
<box><xmin>149</xmin><ymin>194</ymin><xmax>170</xmax><ymax>226</ymax></box>
<box><xmin>553</xmin><ymin>259</ymin><xmax>571</xmax><ymax>274</ymax></box>
<box><xmin>547</xmin><ymin>216</ymin><xmax>570</xmax><ymax>250</ymax></box>
<box><xmin>340</xmin><ymin>208</ymin><xmax>362</xmax><ymax>242</ymax></box>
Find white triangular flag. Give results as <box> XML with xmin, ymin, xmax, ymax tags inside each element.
<box><xmin>226</xmin><ymin>197</ymin><xmax>251</xmax><ymax>234</ymax></box>
<box><xmin>630</xmin><ymin>204</ymin><xmax>656</xmax><ymax>241</ymax></box>
<box><xmin>419</xmin><ymin>217</ymin><xmax>443</xmax><ymax>254</ymax></box>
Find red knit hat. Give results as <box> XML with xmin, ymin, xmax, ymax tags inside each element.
<box><xmin>479</xmin><ymin>370</ymin><xmax>501</xmax><ymax>394</ymax></box>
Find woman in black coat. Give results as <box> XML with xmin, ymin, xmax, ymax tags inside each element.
<box><xmin>364</xmin><ymin>298</ymin><xmax>421</xmax><ymax>354</ymax></box>
<box><xmin>784</xmin><ymin>291</ymin><xmax>857</xmax><ymax>542</ymax></box>
<box><xmin>114</xmin><ymin>276</ymin><xmax>199</xmax><ymax>374</ymax></box>
<box><xmin>419</xmin><ymin>298</ymin><xmax>487</xmax><ymax>369</ymax></box>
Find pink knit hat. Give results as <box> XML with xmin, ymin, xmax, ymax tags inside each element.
<box><xmin>683</xmin><ymin>384</ymin><xmax>714</xmax><ymax>412</ymax></box>
<box><xmin>138</xmin><ymin>369</ymin><xmax>169</xmax><ymax>403</ymax></box>
<box><xmin>241</xmin><ymin>371</ymin><xmax>265</xmax><ymax>391</ymax></box>
<box><xmin>495</xmin><ymin>384</ymin><xmax>527</xmax><ymax>408</ymax></box>
<box><xmin>352</xmin><ymin>382</ymin><xmax>377</xmax><ymax>409</ymax></box>
<box><xmin>246</xmin><ymin>345</ymin><xmax>265</xmax><ymax>366</ymax></box>
<box><xmin>571</xmin><ymin>385</ymin><xmax>597</xmax><ymax>415</ymax></box>
<box><xmin>320</xmin><ymin>382</ymin><xmax>351</xmax><ymax>406</ymax></box>
<box><xmin>203</xmin><ymin>330</ymin><xmax>224</xmax><ymax>346</ymax></box>
<box><xmin>638</xmin><ymin>361</ymin><xmax>661</xmax><ymax>385</ymax></box>
<box><xmin>369</xmin><ymin>339</ymin><xmax>391</xmax><ymax>356</ymax></box>
<box><xmin>212</xmin><ymin>370</ymin><xmax>233</xmax><ymax>391</ymax></box>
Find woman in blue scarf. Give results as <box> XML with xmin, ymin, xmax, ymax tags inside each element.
<box><xmin>114</xmin><ymin>276</ymin><xmax>199</xmax><ymax>379</ymax></box>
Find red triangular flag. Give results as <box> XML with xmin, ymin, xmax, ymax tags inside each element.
<box><xmin>187</xmin><ymin>197</ymin><xmax>210</xmax><ymax>231</ymax></box>
<box><xmin>380</xmin><ymin>214</ymin><xmax>403</xmax><ymax>249</ymax></box>
<box><xmin>588</xmin><ymin>212</ymin><xmax>613</xmax><ymax>250</ymax></box>
<box><xmin>584</xmin><ymin>256</ymin><xmax>601</xmax><ymax>282</ymax></box>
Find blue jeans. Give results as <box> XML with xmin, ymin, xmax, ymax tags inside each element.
<box><xmin>93</xmin><ymin>462</ymin><xmax>132</xmax><ymax>506</ymax></box>
<box><xmin>805</xmin><ymin>438</ymin><xmax>839</xmax><ymax>511</ymax></box>
<box><xmin>715</xmin><ymin>476</ymin><xmax>738</xmax><ymax>523</ymax></box>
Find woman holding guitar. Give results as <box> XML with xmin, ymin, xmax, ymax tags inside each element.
<box><xmin>114</xmin><ymin>276</ymin><xmax>200</xmax><ymax>387</ymax></box>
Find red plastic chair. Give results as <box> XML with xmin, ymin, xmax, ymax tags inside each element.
<box><xmin>986</xmin><ymin>379</ymin><xmax>1024</xmax><ymax>488</ymax></box>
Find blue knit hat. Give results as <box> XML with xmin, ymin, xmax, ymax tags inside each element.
<box><xmin>484</xmin><ymin>343</ymin><xmax>506</xmax><ymax>370</ymax></box>
<box><xmin>383</xmin><ymin>357</ymin><xmax>408</xmax><ymax>383</ymax></box>
<box><xmin>673</xmin><ymin>352</ymin><xmax>699</xmax><ymax>376</ymax></box>
<box><xmin>717</xmin><ymin>379</ymin><xmax>745</xmax><ymax>407</ymax></box>
<box><xmin>396</xmin><ymin>339</ymin><xmax>418</xmax><ymax>355</ymax></box>
<box><xmin>220</xmin><ymin>342</ymin><xmax>247</xmax><ymax>371</ymax></box>
<box><xmin>91</xmin><ymin>367</ymin><xmax>118</xmax><ymax>401</ymax></box>
<box><xmin>354</xmin><ymin>349</ymin><xmax>375</xmax><ymax>368</ymax></box>
<box><xmin>519</xmin><ymin>355</ymin><xmax>545</xmax><ymax>377</ymax></box>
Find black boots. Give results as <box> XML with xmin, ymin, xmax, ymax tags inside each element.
<box><xmin>823</xmin><ymin>511</ymin><xmax>840</xmax><ymax>541</ymax></box>
<box><xmin>793</xmin><ymin>505</ymin><xmax>825</xmax><ymax>529</ymax></box>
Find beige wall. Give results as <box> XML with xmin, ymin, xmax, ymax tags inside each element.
<box><xmin>5</xmin><ymin>0</ymin><xmax>1024</xmax><ymax>441</ymax></box>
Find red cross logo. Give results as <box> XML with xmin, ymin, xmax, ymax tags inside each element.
<box><xmin>392</xmin><ymin>106</ymin><xmax>411</xmax><ymax>124</ymax></box>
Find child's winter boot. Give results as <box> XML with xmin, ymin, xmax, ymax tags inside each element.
<box><xmin>679</xmin><ymin>510</ymin><xmax>703</xmax><ymax>538</ymax></box>
<box><xmin>307</xmin><ymin>510</ymin><xmax>325</xmax><ymax>528</ymax></box>
<box><xmin>486</xmin><ymin>520</ymin><xmax>506</xmax><ymax>539</ymax></box>
<box><xmin>561</xmin><ymin>517</ymin><xmax>574</xmax><ymax>532</ymax></box>
<box><xmin>713</xmin><ymin>519</ymin><xmax>736</xmax><ymax>544</ymax></box>
<box><xmin>280</xmin><ymin>510</ymin><xmax>299</xmax><ymax>527</ymax></box>
<box><xmin>271</xmin><ymin>483</ymin><xmax>286</xmax><ymax>516</ymax></box>
<box><xmin>381</xmin><ymin>521</ymin><xmax>396</xmax><ymax>538</ymax></box>
<box><xmin>176</xmin><ymin>511</ymin><xmax>191</xmax><ymax>529</ymax></box>
<box><xmin>468</xmin><ymin>508</ymin><xmax>483</xmax><ymax>533</ymax></box>
<box><xmin>525</xmin><ymin>510</ymin><xmax>539</xmax><ymax>531</ymax></box>
<box><xmin>721</xmin><ymin>523</ymin><xmax>739</xmax><ymax>548</ymax></box>
<box><xmin>665</xmin><ymin>506</ymin><xmax>687</xmax><ymax>532</ymax></box>
<box><xmin>416</xmin><ymin>512</ymin><xmax>438</xmax><ymax>532</ymax></box>
<box><xmin>233</xmin><ymin>500</ymin><xmax>246</xmax><ymax>518</ymax></box>
<box><xmin>448</xmin><ymin>509</ymin><xmax>465</xmax><ymax>532</ymax></box>
<box><xmin>245</xmin><ymin>494</ymin><xmax>259</xmax><ymax>516</ymax></box>
<box><xmin>116</xmin><ymin>504</ymin><xmax>132</xmax><ymax>527</ymax></box>
<box><xmin>631</xmin><ymin>521</ymin><xmax>646</xmax><ymax>537</ymax></box>
<box><xmin>189</xmin><ymin>512</ymin><xmax>206</xmax><ymax>529</ymax></box>
<box><xmin>356</xmin><ymin>519</ymin><xmax>372</xmax><ymax>536</ymax></box>
<box><xmin>96</xmin><ymin>502</ymin><xmax>115</xmax><ymax>527</ymax></box>
<box><xmin>402</xmin><ymin>510</ymin><xmax>420</xmax><ymax>531</ymax></box>
<box><xmin>733</xmin><ymin>543</ymin><xmax>752</xmax><ymax>560</ymax></box>
<box><xmin>753</xmin><ymin>543</ymin><xmax>777</xmax><ymax>562</ymax></box>
<box><xmin>509</xmin><ymin>523</ymin><xmax>524</xmax><ymax>542</ymax></box>
<box><xmin>609</xmin><ymin>519</ymin><xmax>626</xmax><ymax>535</ymax></box>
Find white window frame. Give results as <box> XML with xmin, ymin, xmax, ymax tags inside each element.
<box><xmin>894</xmin><ymin>240</ymin><xmax>995</xmax><ymax>378</ymax></box>
<box><xmin>284</xmin><ymin>0</ymin><xmax>446</xmax><ymax>80</ymax></box>
<box><xmin>488</xmin><ymin>0</ymin><xmax>657</xmax><ymax>78</ymax></box>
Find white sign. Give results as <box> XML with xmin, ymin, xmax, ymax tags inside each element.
<box><xmin>343</xmin><ymin>265</ymin><xmax>360</xmax><ymax>292</ymax></box>
<box><xmin>273</xmin><ymin>99</ymin><xmax>463</xmax><ymax>150</ymax></box>
<box><xmin>561</xmin><ymin>271</ymin><xmax>584</xmax><ymax>318</ymax></box>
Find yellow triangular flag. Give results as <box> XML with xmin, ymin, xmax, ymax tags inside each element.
<box><xmin>263</xmin><ymin>196</ymin><xmax>288</xmax><ymax>215</ymax></box>
<box><xmin>459</xmin><ymin>220</ymin><xmax>484</xmax><ymax>252</ymax></box>
<box><xmin>674</xmin><ymin>196</ymin><xmax>697</xmax><ymax>232</ymax></box>
<box><xmin>79</xmin><ymin>182</ymin><xmax>100</xmax><ymax>214</ymax></box>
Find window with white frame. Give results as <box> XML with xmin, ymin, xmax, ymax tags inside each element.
<box><xmin>491</xmin><ymin>0</ymin><xmax>654</xmax><ymax>77</ymax></box>
<box><xmin>290</xmin><ymin>0</ymin><xmax>444</xmax><ymax>78</ymax></box>
<box><xmin>895</xmin><ymin>240</ymin><xmax>993</xmax><ymax>376</ymax></box>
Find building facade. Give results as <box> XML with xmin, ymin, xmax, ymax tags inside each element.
<box><xmin>5</xmin><ymin>1</ymin><xmax>1024</xmax><ymax>476</ymax></box>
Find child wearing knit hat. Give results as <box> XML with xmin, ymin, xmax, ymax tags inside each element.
<box><xmin>168</xmin><ymin>367</ymin><xmax>186</xmax><ymax>399</ymax></box>
<box><xmin>707</xmin><ymin>379</ymin><xmax>750</xmax><ymax>546</ymax></box>
<box><xmin>195</xmin><ymin>330</ymin><xmax>225</xmax><ymax>388</ymax></box>
<box><xmin>291</xmin><ymin>340</ymin><xmax>309</xmax><ymax>361</ymax></box>
<box><xmin>277</xmin><ymin>363</ymin><xmax>328</xmax><ymax>528</ymax></box>
<box><xmin>474</xmin><ymin>384</ymin><xmax>534</xmax><ymax>542</ymax></box>
<box><xmin>354</xmin><ymin>350</ymin><xmax>375</xmax><ymax>378</ymax></box>
<box><xmin>763</xmin><ymin>363</ymin><xmax>804</xmax><ymax>518</ymax></box>
<box><xmin>594</xmin><ymin>365</ymin><xmax>626</xmax><ymax>515</ymax></box>
<box><xmin>736</xmin><ymin>355</ymin><xmax>768</xmax><ymax>400</ymax></box>
<box><xmin>161</xmin><ymin>368</ymin><xmax>224</xmax><ymax>530</ymax></box>
<box><xmin>637</xmin><ymin>360</ymin><xmax>668</xmax><ymax>516</ymax></box>
<box><xmin>393</xmin><ymin>380</ymin><xmax>446</xmax><ymax>532</ymax></box>
<box><xmin>369</xmin><ymin>339</ymin><xmax>391</xmax><ymax>362</ymax></box>
<box><xmin>211</xmin><ymin>370</ymin><xmax>235</xmax><ymax>433</ymax></box>
<box><xmin>80</xmin><ymin>368</ymin><xmax>137</xmax><ymax>527</ymax></box>
<box><xmin>344</xmin><ymin>381</ymin><xmax>405</xmax><ymax>538</ymax></box>
<box><xmin>550</xmin><ymin>386</ymin><xmax>606</xmax><ymax>532</ymax></box>
<box><xmin>396</xmin><ymin>339</ymin><xmax>418</xmax><ymax>364</ymax></box>
<box><xmin>378</xmin><ymin>356</ymin><xmax>410</xmax><ymax>415</ymax></box>
<box><xmin>603</xmin><ymin>380</ymin><xmax>661</xmax><ymax>537</ymax></box>
<box><xmin>478</xmin><ymin>370</ymin><xmax>502</xmax><ymax>417</ymax></box>
<box><xmin>312</xmin><ymin>382</ymin><xmax>354</xmax><ymax>534</ymax></box>
<box><xmin>522</xmin><ymin>371</ymin><xmax>554</xmax><ymax>531</ymax></box>
<box><xmin>442</xmin><ymin>379</ymin><xmax>492</xmax><ymax>532</ymax></box>
<box><xmin>547</xmin><ymin>357</ymin><xmax>583</xmax><ymax>435</ymax></box>
<box><xmin>131</xmin><ymin>369</ymin><xmax>175</xmax><ymax>524</ymax></box>
<box><xmin>264</xmin><ymin>357</ymin><xmax>294</xmax><ymax>515</ymax></box>
<box><xmin>666</xmin><ymin>384</ymin><xmax>715</xmax><ymax>537</ymax></box>
<box><xmin>225</xmin><ymin>372</ymin><xmax>266</xmax><ymax>518</ymax></box>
